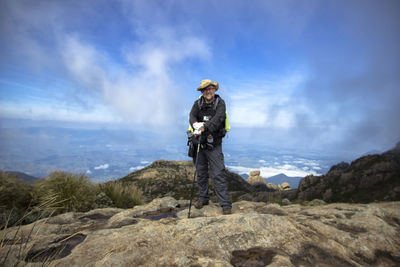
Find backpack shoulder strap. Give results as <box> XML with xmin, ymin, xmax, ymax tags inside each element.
<box><xmin>198</xmin><ymin>95</ymin><xmax>220</xmax><ymax>110</ymax></box>
<box><xmin>213</xmin><ymin>95</ymin><xmax>220</xmax><ymax>111</ymax></box>
<box><xmin>197</xmin><ymin>96</ymin><xmax>204</xmax><ymax>109</ymax></box>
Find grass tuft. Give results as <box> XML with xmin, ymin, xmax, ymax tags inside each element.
<box><xmin>100</xmin><ymin>182</ymin><xmax>143</xmax><ymax>208</ymax></box>
<box><xmin>33</xmin><ymin>171</ymin><xmax>97</xmax><ymax>213</ymax></box>
<box><xmin>0</xmin><ymin>170</ymin><xmax>34</xmax><ymax>228</ymax></box>
<box><xmin>0</xmin><ymin>195</ymin><xmax>57</xmax><ymax>266</ymax></box>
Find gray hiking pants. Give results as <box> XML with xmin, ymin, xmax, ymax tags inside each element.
<box><xmin>193</xmin><ymin>144</ymin><xmax>232</xmax><ymax>209</ymax></box>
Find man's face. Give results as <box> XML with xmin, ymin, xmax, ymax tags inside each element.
<box><xmin>202</xmin><ymin>86</ymin><xmax>216</xmax><ymax>101</ymax></box>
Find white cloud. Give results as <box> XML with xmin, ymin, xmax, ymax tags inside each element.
<box><xmin>129</xmin><ymin>166</ymin><xmax>146</xmax><ymax>172</ymax></box>
<box><xmin>280</xmin><ymin>164</ymin><xmax>296</xmax><ymax>170</ymax></box>
<box><xmin>94</xmin><ymin>164</ymin><xmax>109</xmax><ymax>170</ymax></box>
<box><xmin>226</xmin><ymin>166</ymin><xmax>253</xmax><ymax>175</ymax></box>
<box><xmin>226</xmin><ymin>155</ymin><xmax>324</xmax><ymax>178</ymax></box>
<box><xmin>227</xmin><ymin>164</ymin><xmax>319</xmax><ymax>178</ymax></box>
<box><xmin>86</xmin><ymin>170</ymin><xmax>92</xmax><ymax>174</ymax></box>
<box><xmin>229</xmin><ymin>73</ymin><xmax>307</xmax><ymax>128</ymax></box>
<box><xmin>1</xmin><ymin>1</ymin><xmax>211</xmax><ymax>126</ymax></box>
<box><xmin>274</xmin><ymin>110</ymin><xmax>295</xmax><ymax>129</ymax></box>
<box><xmin>61</xmin><ymin>30</ymin><xmax>210</xmax><ymax>126</ymax></box>
<box><xmin>231</xmin><ymin>107</ymin><xmax>268</xmax><ymax>127</ymax></box>
<box><xmin>0</xmin><ymin>101</ymin><xmax>120</xmax><ymax>123</ymax></box>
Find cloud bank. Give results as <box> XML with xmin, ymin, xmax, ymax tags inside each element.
<box><xmin>61</xmin><ymin>32</ymin><xmax>210</xmax><ymax>126</ymax></box>
<box><xmin>1</xmin><ymin>0</ymin><xmax>399</xmax><ymax>156</ymax></box>
<box><xmin>0</xmin><ymin>0</ymin><xmax>211</xmax><ymax>127</ymax></box>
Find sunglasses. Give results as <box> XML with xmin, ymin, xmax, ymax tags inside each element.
<box><xmin>201</xmin><ymin>87</ymin><xmax>216</xmax><ymax>92</ymax></box>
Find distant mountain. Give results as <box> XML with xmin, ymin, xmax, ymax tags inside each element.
<box><xmin>265</xmin><ymin>173</ymin><xmax>302</xmax><ymax>189</ymax></box>
<box><xmin>241</xmin><ymin>174</ymin><xmax>249</xmax><ymax>179</ymax></box>
<box><xmin>5</xmin><ymin>171</ymin><xmax>38</xmax><ymax>182</ymax></box>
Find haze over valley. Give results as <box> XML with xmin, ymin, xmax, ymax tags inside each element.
<box><xmin>0</xmin><ymin>126</ymin><xmax>342</xmax><ymax>185</ymax></box>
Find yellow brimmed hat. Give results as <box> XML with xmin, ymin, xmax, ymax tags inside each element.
<box><xmin>196</xmin><ymin>79</ymin><xmax>219</xmax><ymax>91</ymax></box>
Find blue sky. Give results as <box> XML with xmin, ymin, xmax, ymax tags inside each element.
<box><xmin>1</xmin><ymin>0</ymin><xmax>399</xmax><ymax>158</ymax></box>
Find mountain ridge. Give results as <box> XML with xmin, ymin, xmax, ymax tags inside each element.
<box><xmin>298</xmin><ymin>142</ymin><xmax>400</xmax><ymax>203</ymax></box>
<box><xmin>4</xmin><ymin>171</ymin><xmax>38</xmax><ymax>182</ymax></box>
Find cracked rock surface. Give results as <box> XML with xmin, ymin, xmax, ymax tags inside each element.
<box><xmin>1</xmin><ymin>197</ymin><xmax>399</xmax><ymax>266</ymax></box>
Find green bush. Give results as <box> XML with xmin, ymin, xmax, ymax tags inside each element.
<box><xmin>0</xmin><ymin>170</ymin><xmax>33</xmax><ymax>210</ymax></box>
<box><xmin>100</xmin><ymin>182</ymin><xmax>143</xmax><ymax>208</ymax></box>
<box><xmin>0</xmin><ymin>170</ymin><xmax>34</xmax><ymax>227</ymax></box>
<box><xmin>33</xmin><ymin>171</ymin><xmax>98</xmax><ymax>213</ymax></box>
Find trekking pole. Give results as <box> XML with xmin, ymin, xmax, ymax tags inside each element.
<box><xmin>188</xmin><ymin>142</ymin><xmax>201</xmax><ymax>218</ymax></box>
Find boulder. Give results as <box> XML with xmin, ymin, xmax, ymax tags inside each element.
<box><xmin>249</xmin><ymin>170</ymin><xmax>260</xmax><ymax>177</ymax></box>
<box><xmin>267</xmin><ymin>183</ymin><xmax>277</xmax><ymax>190</ymax></box>
<box><xmin>246</xmin><ymin>170</ymin><xmax>269</xmax><ymax>191</ymax></box>
<box><xmin>281</xmin><ymin>182</ymin><xmax>291</xmax><ymax>190</ymax></box>
<box><xmin>247</xmin><ymin>175</ymin><xmax>266</xmax><ymax>186</ymax></box>
<box><xmin>281</xmin><ymin>198</ymin><xmax>291</xmax><ymax>206</ymax></box>
<box><xmin>247</xmin><ymin>170</ymin><xmax>265</xmax><ymax>185</ymax></box>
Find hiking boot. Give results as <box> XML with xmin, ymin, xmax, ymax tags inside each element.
<box><xmin>194</xmin><ymin>200</ymin><xmax>209</xmax><ymax>209</ymax></box>
<box><xmin>222</xmin><ymin>208</ymin><xmax>232</xmax><ymax>215</ymax></box>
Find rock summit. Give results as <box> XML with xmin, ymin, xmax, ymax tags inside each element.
<box><xmin>2</xmin><ymin>197</ymin><xmax>400</xmax><ymax>266</ymax></box>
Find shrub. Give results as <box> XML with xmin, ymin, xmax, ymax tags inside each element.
<box><xmin>0</xmin><ymin>170</ymin><xmax>33</xmax><ymax>210</ymax></box>
<box><xmin>0</xmin><ymin>170</ymin><xmax>34</xmax><ymax>227</ymax></box>
<box><xmin>93</xmin><ymin>192</ymin><xmax>114</xmax><ymax>209</ymax></box>
<box><xmin>99</xmin><ymin>182</ymin><xmax>143</xmax><ymax>208</ymax></box>
<box><xmin>33</xmin><ymin>171</ymin><xmax>98</xmax><ymax>213</ymax></box>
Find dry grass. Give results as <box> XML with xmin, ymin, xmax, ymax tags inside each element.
<box><xmin>100</xmin><ymin>181</ymin><xmax>143</xmax><ymax>208</ymax></box>
<box><xmin>33</xmin><ymin>171</ymin><xmax>98</xmax><ymax>213</ymax></box>
<box><xmin>0</xmin><ymin>170</ymin><xmax>35</xmax><ymax>228</ymax></box>
<box><xmin>0</xmin><ymin>195</ymin><xmax>58</xmax><ymax>266</ymax></box>
<box><xmin>0</xmin><ymin>171</ymin><xmax>143</xmax><ymax>265</ymax></box>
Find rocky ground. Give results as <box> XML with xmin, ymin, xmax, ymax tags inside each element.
<box><xmin>2</xmin><ymin>197</ymin><xmax>399</xmax><ymax>266</ymax></box>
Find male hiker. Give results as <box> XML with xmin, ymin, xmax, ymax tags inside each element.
<box><xmin>189</xmin><ymin>79</ymin><xmax>232</xmax><ymax>215</ymax></box>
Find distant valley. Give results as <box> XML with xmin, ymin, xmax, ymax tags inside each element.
<box><xmin>0</xmin><ymin>126</ymin><xmax>347</xmax><ymax>182</ymax></box>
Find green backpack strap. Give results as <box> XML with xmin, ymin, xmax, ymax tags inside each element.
<box><xmin>225</xmin><ymin>111</ymin><xmax>230</xmax><ymax>132</ymax></box>
<box><xmin>213</xmin><ymin>96</ymin><xmax>230</xmax><ymax>132</ymax></box>
<box><xmin>188</xmin><ymin>124</ymin><xmax>194</xmax><ymax>133</ymax></box>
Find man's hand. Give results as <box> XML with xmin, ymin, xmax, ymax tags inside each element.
<box><xmin>193</xmin><ymin>122</ymin><xmax>205</xmax><ymax>136</ymax></box>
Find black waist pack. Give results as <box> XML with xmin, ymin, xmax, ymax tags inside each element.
<box><xmin>188</xmin><ymin>141</ymin><xmax>195</xmax><ymax>157</ymax></box>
